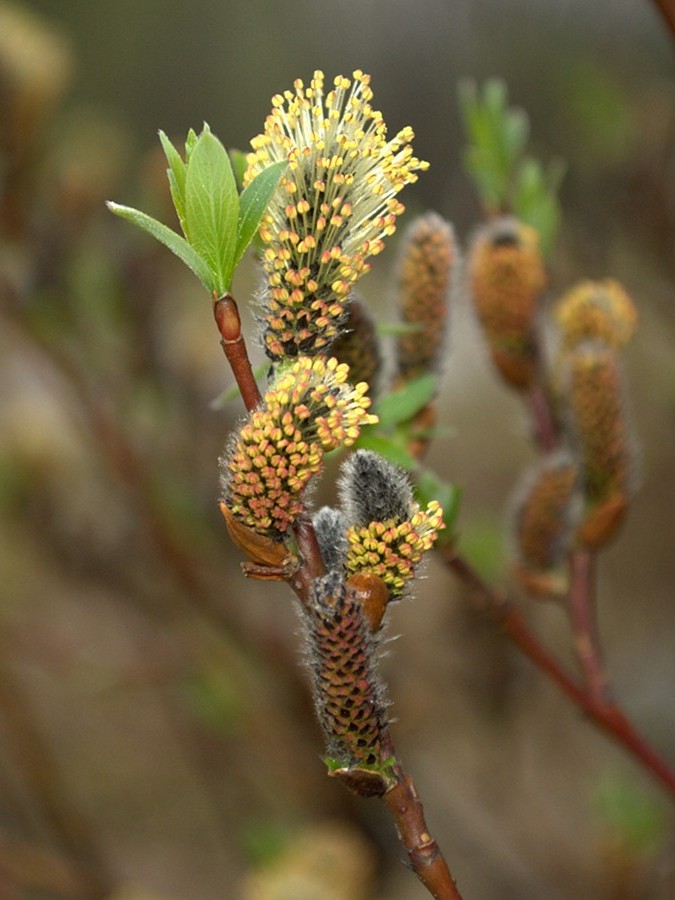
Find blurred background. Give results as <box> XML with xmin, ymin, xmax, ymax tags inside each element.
<box><xmin>1</xmin><ymin>1</ymin><xmax>675</xmax><ymax>897</ymax></box>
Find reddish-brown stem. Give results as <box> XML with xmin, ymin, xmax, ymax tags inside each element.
<box><xmin>566</xmin><ymin>548</ymin><xmax>609</xmax><ymax>704</ymax></box>
<box><xmin>381</xmin><ymin>755</ymin><xmax>464</xmax><ymax>900</ymax></box>
<box><xmin>650</xmin><ymin>0</ymin><xmax>675</xmax><ymax>41</ymax></box>
<box><xmin>527</xmin><ymin>380</ymin><xmax>557</xmax><ymax>454</ymax></box>
<box><xmin>215</xmin><ymin>301</ymin><xmax>461</xmax><ymax>899</ymax></box>
<box><xmin>443</xmin><ymin>548</ymin><xmax>675</xmax><ymax>800</ymax></box>
<box><xmin>0</xmin><ymin>637</ymin><xmax>111</xmax><ymax>898</ymax></box>
<box><xmin>213</xmin><ymin>293</ymin><xmax>262</xmax><ymax>411</ymax></box>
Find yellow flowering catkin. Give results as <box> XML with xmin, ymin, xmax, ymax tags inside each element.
<box><xmin>245</xmin><ymin>70</ymin><xmax>428</xmax><ymax>360</ymax></box>
<box><xmin>339</xmin><ymin>451</ymin><xmax>443</xmax><ymax>597</ymax></box>
<box><xmin>396</xmin><ymin>212</ymin><xmax>456</xmax><ymax>381</ymax></box>
<box><xmin>555</xmin><ymin>279</ymin><xmax>637</xmax><ymax>350</ymax></box>
<box><xmin>468</xmin><ymin>217</ymin><xmax>546</xmax><ymax>389</ymax></box>
<box><xmin>221</xmin><ymin>357</ymin><xmax>377</xmax><ymax>537</ymax></box>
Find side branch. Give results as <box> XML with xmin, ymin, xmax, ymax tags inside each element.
<box><xmin>214</xmin><ymin>293</ymin><xmax>262</xmax><ymax>411</ymax></box>
<box><xmin>442</xmin><ymin>548</ymin><xmax>675</xmax><ymax>800</ymax></box>
<box><xmin>566</xmin><ymin>548</ymin><xmax>609</xmax><ymax>704</ymax></box>
<box><xmin>382</xmin><ymin>764</ymin><xmax>464</xmax><ymax>900</ymax></box>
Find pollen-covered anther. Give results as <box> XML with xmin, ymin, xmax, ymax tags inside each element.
<box><xmin>345</xmin><ymin>500</ymin><xmax>443</xmax><ymax>596</ymax></box>
<box><xmin>245</xmin><ymin>69</ymin><xmax>428</xmax><ymax>360</ymax></box>
<box><xmin>220</xmin><ymin>357</ymin><xmax>378</xmax><ymax>538</ymax></box>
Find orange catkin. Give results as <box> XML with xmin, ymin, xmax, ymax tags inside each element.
<box><xmin>564</xmin><ymin>341</ymin><xmax>636</xmax><ymax>547</ymax></box>
<box><xmin>396</xmin><ymin>211</ymin><xmax>456</xmax><ymax>381</ymax></box>
<box><xmin>468</xmin><ymin>217</ymin><xmax>546</xmax><ymax>389</ymax></box>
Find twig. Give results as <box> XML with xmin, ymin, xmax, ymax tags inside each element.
<box><xmin>217</xmin><ymin>293</ymin><xmax>464</xmax><ymax>898</ymax></box>
<box><xmin>442</xmin><ymin>548</ymin><xmax>675</xmax><ymax>800</ymax></box>
<box><xmin>0</xmin><ymin>636</ymin><xmax>111</xmax><ymax>898</ymax></box>
<box><xmin>382</xmin><ymin>759</ymin><xmax>464</xmax><ymax>900</ymax></box>
<box><xmin>527</xmin><ymin>379</ymin><xmax>557</xmax><ymax>454</ymax></box>
<box><xmin>214</xmin><ymin>293</ymin><xmax>262</xmax><ymax>410</ymax></box>
<box><xmin>566</xmin><ymin>548</ymin><xmax>609</xmax><ymax>703</ymax></box>
<box><xmin>650</xmin><ymin>0</ymin><xmax>675</xmax><ymax>41</ymax></box>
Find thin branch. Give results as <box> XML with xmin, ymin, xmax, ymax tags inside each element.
<box><xmin>217</xmin><ymin>295</ymin><xmax>464</xmax><ymax>899</ymax></box>
<box><xmin>527</xmin><ymin>379</ymin><xmax>558</xmax><ymax>454</ymax></box>
<box><xmin>442</xmin><ymin>548</ymin><xmax>675</xmax><ymax>800</ymax></box>
<box><xmin>566</xmin><ymin>548</ymin><xmax>609</xmax><ymax>704</ymax></box>
<box><xmin>0</xmin><ymin>637</ymin><xmax>111</xmax><ymax>898</ymax></box>
<box><xmin>213</xmin><ymin>293</ymin><xmax>262</xmax><ymax>411</ymax></box>
<box><xmin>382</xmin><ymin>760</ymin><xmax>464</xmax><ymax>900</ymax></box>
<box><xmin>650</xmin><ymin>0</ymin><xmax>675</xmax><ymax>41</ymax></box>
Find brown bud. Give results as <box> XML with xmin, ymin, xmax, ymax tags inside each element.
<box><xmin>346</xmin><ymin>571</ymin><xmax>391</xmax><ymax>632</ymax></box>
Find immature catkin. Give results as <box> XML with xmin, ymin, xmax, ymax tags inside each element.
<box><xmin>302</xmin><ymin>572</ymin><xmax>390</xmax><ymax>771</ymax></box>
<box><xmin>468</xmin><ymin>217</ymin><xmax>546</xmax><ymax>389</ymax></box>
<box><xmin>330</xmin><ymin>299</ymin><xmax>382</xmax><ymax>397</ymax></box>
<box><xmin>555</xmin><ymin>279</ymin><xmax>637</xmax><ymax>350</ymax></box>
<box><xmin>564</xmin><ymin>341</ymin><xmax>635</xmax><ymax>546</ymax></box>
<box><xmin>395</xmin><ymin>212</ymin><xmax>456</xmax><ymax>381</ymax></box>
<box><xmin>313</xmin><ymin>506</ymin><xmax>349</xmax><ymax>572</ymax></box>
<box><xmin>511</xmin><ymin>454</ymin><xmax>580</xmax><ymax>597</ymax></box>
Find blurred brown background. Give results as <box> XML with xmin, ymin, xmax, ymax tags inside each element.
<box><xmin>1</xmin><ymin>1</ymin><xmax>675</xmax><ymax>898</ymax></box>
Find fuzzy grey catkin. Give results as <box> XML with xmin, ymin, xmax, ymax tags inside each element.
<box><xmin>338</xmin><ymin>450</ymin><xmax>414</xmax><ymax>526</ymax></box>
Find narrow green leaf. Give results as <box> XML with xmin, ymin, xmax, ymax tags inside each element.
<box><xmin>234</xmin><ymin>160</ymin><xmax>287</xmax><ymax>270</ymax></box>
<box><xmin>375</xmin><ymin>374</ymin><xmax>438</xmax><ymax>428</ymax></box>
<box><xmin>185</xmin><ymin>125</ymin><xmax>239</xmax><ymax>293</ymax></box>
<box><xmin>106</xmin><ymin>201</ymin><xmax>214</xmax><ymax>291</ymax></box>
<box><xmin>159</xmin><ymin>130</ymin><xmax>188</xmax><ymax>234</ymax></box>
<box><xmin>185</xmin><ymin>128</ymin><xmax>198</xmax><ymax>160</ymax></box>
<box><xmin>502</xmin><ymin>108</ymin><xmax>529</xmax><ymax>161</ymax></box>
<box><xmin>229</xmin><ymin>148</ymin><xmax>249</xmax><ymax>191</ymax></box>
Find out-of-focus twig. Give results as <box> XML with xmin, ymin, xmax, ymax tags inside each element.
<box><xmin>0</xmin><ymin>635</ymin><xmax>111</xmax><ymax>898</ymax></box>
<box><xmin>215</xmin><ymin>292</ymin><xmax>465</xmax><ymax>900</ymax></box>
<box><xmin>650</xmin><ymin>0</ymin><xmax>675</xmax><ymax>42</ymax></box>
<box><xmin>442</xmin><ymin>548</ymin><xmax>675</xmax><ymax>800</ymax></box>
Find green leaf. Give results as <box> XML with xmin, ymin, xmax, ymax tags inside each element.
<box><xmin>184</xmin><ymin>125</ymin><xmax>239</xmax><ymax>294</ymax></box>
<box><xmin>158</xmin><ymin>130</ymin><xmax>188</xmax><ymax>234</ymax></box>
<box><xmin>512</xmin><ymin>156</ymin><xmax>565</xmax><ymax>259</ymax></box>
<box><xmin>106</xmin><ymin>201</ymin><xmax>214</xmax><ymax>290</ymax></box>
<box><xmin>234</xmin><ymin>160</ymin><xmax>287</xmax><ymax>270</ymax></box>
<box><xmin>375</xmin><ymin>374</ymin><xmax>438</xmax><ymax>428</ymax></box>
<box><xmin>229</xmin><ymin>148</ymin><xmax>249</xmax><ymax>191</ymax></box>
<box><xmin>185</xmin><ymin>128</ymin><xmax>198</xmax><ymax>159</ymax></box>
